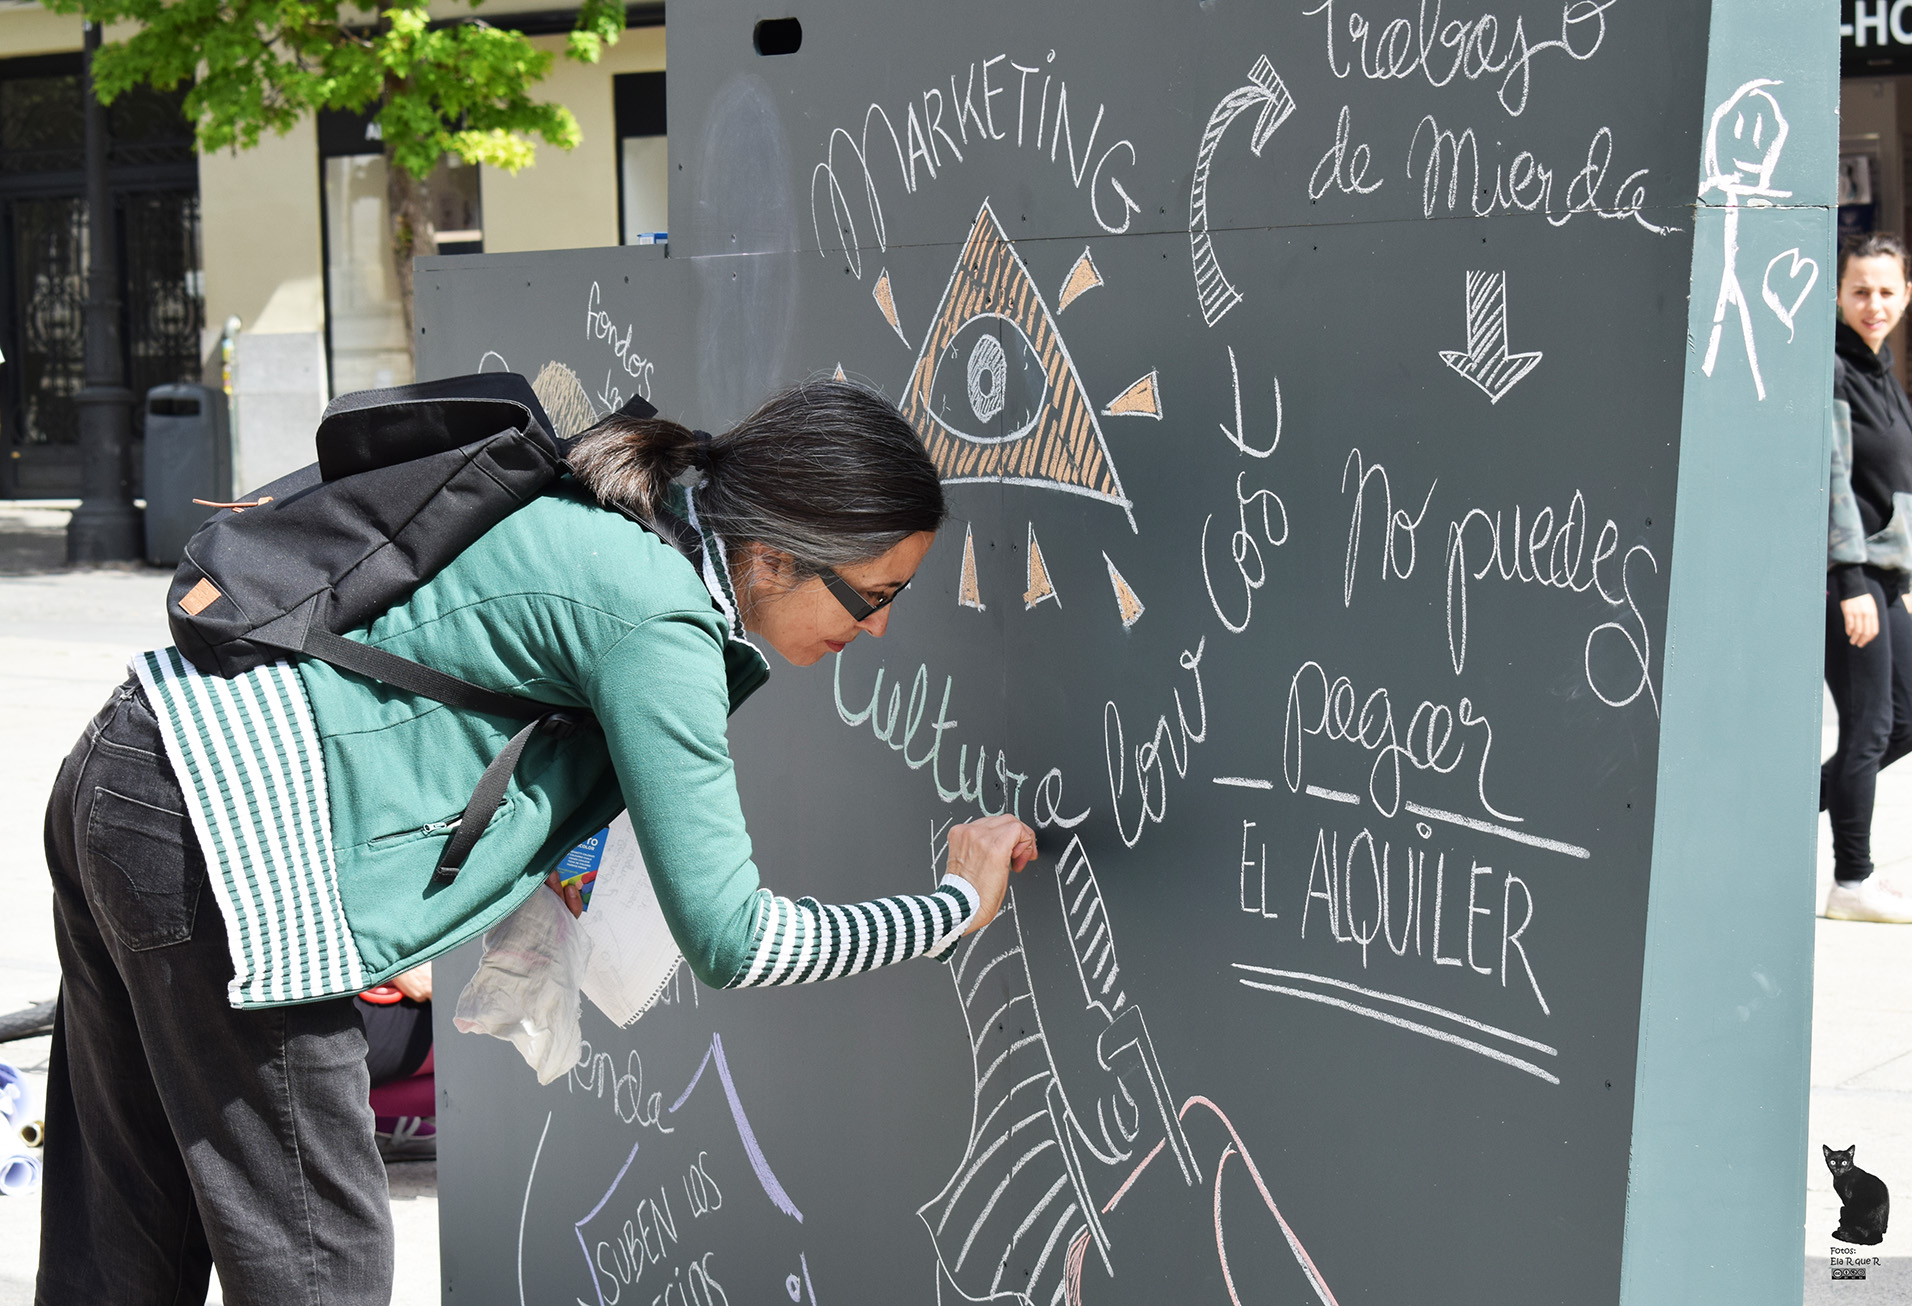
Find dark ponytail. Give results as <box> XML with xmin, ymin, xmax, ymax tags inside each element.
<box><xmin>567</xmin><ymin>377</ymin><xmax>948</xmax><ymax>576</ymax></box>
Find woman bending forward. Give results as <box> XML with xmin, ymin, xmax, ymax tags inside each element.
<box><xmin>36</xmin><ymin>379</ymin><xmax>1036</xmax><ymax>1305</ymax></box>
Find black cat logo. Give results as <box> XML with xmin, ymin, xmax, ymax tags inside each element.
<box><xmin>1825</xmin><ymin>1143</ymin><xmax>1890</xmax><ymax>1246</ymax></box>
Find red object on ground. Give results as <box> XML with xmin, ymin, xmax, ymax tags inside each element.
<box><xmin>368</xmin><ymin>1067</ymin><xmax>434</xmax><ymax>1119</ymax></box>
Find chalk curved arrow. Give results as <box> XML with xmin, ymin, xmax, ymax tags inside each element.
<box><xmin>1438</xmin><ymin>271</ymin><xmax>1542</xmax><ymax>404</ymax></box>
<box><xmin>1190</xmin><ymin>56</ymin><xmax>1295</xmax><ymax>328</ymax></box>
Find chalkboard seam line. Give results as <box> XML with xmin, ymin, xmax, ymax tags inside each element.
<box><xmin>1401</xmin><ymin>802</ymin><xmax>1591</xmax><ymax>860</ymax></box>
<box><xmin>1236</xmin><ymin>979</ymin><xmax>1560</xmax><ymax>1085</ymax></box>
<box><xmin>1695</xmin><ymin>200</ymin><xmax>1830</xmax><ymax>212</ymax></box>
<box><xmin>1231</xmin><ymin>963</ymin><xmax>1558</xmax><ymax>1058</ymax></box>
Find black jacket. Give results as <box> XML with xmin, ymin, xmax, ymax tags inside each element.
<box><xmin>1832</xmin><ymin>320</ymin><xmax>1912</xmax><ymax>600</ymax></box>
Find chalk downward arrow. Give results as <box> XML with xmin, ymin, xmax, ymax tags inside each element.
<box><xmin>1439</xmin><ymin>270</ymin><xmax>1542</xmax><ymax>404</ymax></box>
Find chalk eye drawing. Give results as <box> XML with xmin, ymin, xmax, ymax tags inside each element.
<box><xmin>533</xmin><ymin>360</ymin><xmax>599</xmax><ymax>438</ymax></box>
<box><xmin>1101</xmin><ymin>371</ymin><xmax>1162</xmax><ymax>420</ymax></box>
<box><xmin>1190</xmin><ymin>56</ymin><xmax>1296</xmax><ymax>328</ymax></box>
<box><xmin>1699</xmin><ymin>78</ymin><xmax>1793</xmax><ymax>402</ymax></box>
<box><xmin>959</xmin><ymin>523</ymin><xmax>987</xmax><ymax>611</ymax></box>
<box><xmin>898</xmin><ymin>201</ymin><xmax>1135</xmax><ymax>530</ymax></box>
<box><xmin>921</xmin><ymin>832</ymin><xmax>1340</xmax><ymax>1306</ymax></box>
<box><xmin>1025</xmin><ymin>523</ymin><xmax>1059</xmax><ymax>609</ymax></box>
<box><xmin>1104</xmin><ymin>554</ymin><xmax>1145</xmax><ymax>628</ymax></box>
<box><xmin>1437</xmin><ymin>271</ymin><xmax>1543</xmax><ymax>404</ymax></box>
<box><xmin>874</xmin><ymin>268</ymin><xmax>912</xmax><ymax>347</ymax></box>
<box><xmin>1056</xmin><ymin>247</ymin><xmax>1103</xmax><ymax>313</ymax></box>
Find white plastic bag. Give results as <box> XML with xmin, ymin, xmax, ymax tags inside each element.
<box><xmin>453</xmin><ymin>882</ymin><xmax>594</xmax><ymax>1084</ymax></box>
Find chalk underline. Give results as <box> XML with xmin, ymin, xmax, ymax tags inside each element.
<box><xmin>1402</xmin><ymin>801</ymin><xmax>1591</xmax><ymax>860</ymax></box>
<box><xmin>1304</xmin><ymin>784</ymin><xmax>1360</xmax><ymax>804</ymax></box>
<box><xmin>1232</xmin><ymin>965</ymin><xmax>1558</xmax><ymax>1085</ymax></box>
<box><xmin>1231</xmin><ymin>963</ymin><xmax>1557</xmax><ymax>1056</ymax></box>
<box><xmin>1207</xmin><ymin>779</ymin><xmax>1592</xmax><ymax>860</ymax></box>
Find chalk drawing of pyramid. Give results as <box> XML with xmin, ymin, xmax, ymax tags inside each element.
<box><xmin>899</xmin><ymin>202</ymin><xmax>1134</xmax><ymax>529</ymax></box>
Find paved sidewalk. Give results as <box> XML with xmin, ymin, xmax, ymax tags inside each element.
<box><xmin>0</xmin><ymin>505</ymin><xmax>439</xmax><ymax>1305</ymax></box>
<box><xmin>0</xmin><ymin>502</ymin><xmax>1906</xmax><ymax>1301</ymax></box>
<box><xmin>1807</xmin><ymin>703</ymin><xmax>1912</xmax><ymax>1300</ymax></box>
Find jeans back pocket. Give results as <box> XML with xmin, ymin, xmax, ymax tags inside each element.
<box><xmin>84</xmin><ymin>786</ymin><xmax>205</xmax><ymax>952</ymax></box>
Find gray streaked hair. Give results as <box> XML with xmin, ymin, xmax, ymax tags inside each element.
<box><xmin>566</xmin><ymin>378</ymin><xmax>947</xmax><ymax>577</ymax></box>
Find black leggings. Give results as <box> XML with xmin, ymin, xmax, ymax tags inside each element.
<box><xmin>1824</xmin><ymin>568</ymin><xmax>1912</xmax><ymax>881</ymax></box>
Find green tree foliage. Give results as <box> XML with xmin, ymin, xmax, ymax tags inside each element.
<box><xmin>46</xmin><ymin>0</ymin><xmax>629</xmax><ymax>356</ymax></box>
<box><xmin>48</xmin><ymin>0</ymin><xmax>626</xmax><ymax>178</ymax></box>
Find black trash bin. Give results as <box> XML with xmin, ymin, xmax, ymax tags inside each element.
<box><xmin>143</xmin><ymin>383</ymin><xmax>230</xmax><ymax>566</ymax></box>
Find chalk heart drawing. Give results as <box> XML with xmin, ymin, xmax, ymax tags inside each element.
<box><xmin>1760</xmin><ymin>247</ymin><xmax>1818</xmax><ymax>343</ymax></box>
<box><xmin>898</xmin><ymin>201</ymin><xmax>1135</xmax><ymax>531</ymax></box>
<box><xmin>921</xmin><ymin>833</ymin><xmax>1339</xmax><ymax>1306</ymax></box>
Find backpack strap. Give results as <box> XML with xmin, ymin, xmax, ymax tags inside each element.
<box><xmin>298</xmin><ymin>626</ymin><xmax>548</xmax><ymax>722</ymax></box>
<box><xmin>432</xmin><ymin>710</ymin><xmax>593</xmax><ymax>880</ymax></box>
<box><xmin>250</xmin><ymin>594</ymin><xmax>599</xmax><ymax>882</ymax></box>
<box><xmin>306</xmin><ymin>627</ymin><xmax>596</xmax><ymax>882</ymax></box>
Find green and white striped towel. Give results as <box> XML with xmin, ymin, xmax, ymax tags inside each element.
<box><xmin>133</xmin><ymin>647</ymin><xmax>367</xmax><ymax>1007</ymax></box>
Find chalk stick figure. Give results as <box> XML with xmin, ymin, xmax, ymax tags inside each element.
<box><xmin>1700</xmin><ymin>79</ymin><xmax>1791</xmax><ymax>402</ymax></box>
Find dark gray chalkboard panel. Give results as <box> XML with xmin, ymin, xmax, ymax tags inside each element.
<box><xmin>418</xmin><ymin>2</ymin><xmax>1833</xmax><ymax>1301</ymax></box>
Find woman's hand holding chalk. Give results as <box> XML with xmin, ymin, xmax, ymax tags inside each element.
<box><xmin>546</xmin><ymin>870</ymin><xmax>586</xmax><ymax>919</ymax></box>
<box><xmin>946</xmin><ymin>815</ymin><xmax>1039</xmax><ymax>934</ymax></box>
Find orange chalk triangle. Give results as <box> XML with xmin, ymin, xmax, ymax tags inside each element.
<box><xmin>1057</xmin><ymin>247</ymin><xmax>1103</xmax><ymax>313</ymax></box>
<box><xmin>832</xmin><ymin>362</ymin><xmax>847</xmax><ymax>381</ymax></box>
<box><xmin>873</xmin><ymin>269</ymin><xmax>909</xmax><ymax>347</ymax></box>
<box><xmin>1024</xmin><ymin>523</ymin><xmax>1058</xmax><ymax>609</ymax></box>
<box><xmin>958</xmin><ymin>523</ymin><xmax>986</xmax><ymax>611</ymax></box>
<box><xmin>1102</xmin><ymin>370</ymin><xmax>1162</xmax><ymax>419</ymax></box>
<box><xmin>1104</xmin><ymin>553</ymin><xmax>1144</xmax><ymax>628</ymax></box>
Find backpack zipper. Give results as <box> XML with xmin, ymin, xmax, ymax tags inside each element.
<box><xmin>370</xmin><ymin>815</ymin><xmax>462</xmax><ymax>845</ymax></box>
<box><xmin>370</xmin><ymin>797</ymin><xmax>508</xmax><ymax>845</ymax></box>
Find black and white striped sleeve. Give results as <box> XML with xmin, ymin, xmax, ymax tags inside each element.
<box><xmin>722</xmin><ymin>874</ymin><xmax>980</xmax><ymax>989</ymax></box>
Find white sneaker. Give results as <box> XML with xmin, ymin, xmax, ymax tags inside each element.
<box><xmin>1825</xmin><ymin>877</ymin><xmax>1912</xmax><ymax>923</ymax></box>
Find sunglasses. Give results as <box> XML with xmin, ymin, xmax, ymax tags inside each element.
<box><xmin>818</xmin><ymin>567</ymin><xmax>910</xmax><ymax>622</ymax></box>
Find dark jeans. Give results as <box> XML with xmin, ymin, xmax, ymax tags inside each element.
<box><xmin>1824</xmin><ymin>569</ymin><xmax>1912</xmax><ymax>882</ymax></box>
<box><xmin>36</xmin><ymin>678</ymin><xmax>393</xmax><ymax>1306</ymax></box>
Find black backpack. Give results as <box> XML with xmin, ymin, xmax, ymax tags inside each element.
<box><xmin>167</xmin><ymin>371</ymin><xmax>659</xmax><ymax>881</ymax></box>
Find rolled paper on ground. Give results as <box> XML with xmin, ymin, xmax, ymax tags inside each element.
<box><xmin>0</xmin><ymin>1148</ymin><xmax>39</xmax><ymax>1197</ymax></box>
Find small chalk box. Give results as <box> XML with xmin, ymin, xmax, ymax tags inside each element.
<box><xmin>557</xmin><ymin>827</ymin><xmax>611</xmax><ymax>911</ymax></box>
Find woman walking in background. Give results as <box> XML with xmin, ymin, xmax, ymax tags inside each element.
<box><xmin>1826</xmin><ymin>232</ymin><xmax>1912</xmax><ymax>922</ymax></box>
